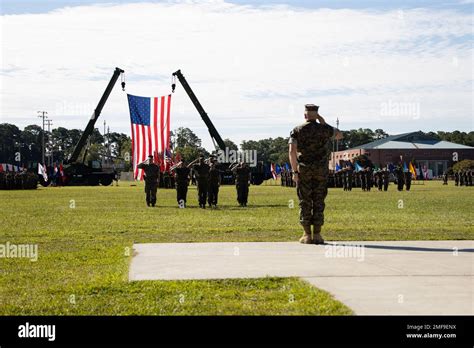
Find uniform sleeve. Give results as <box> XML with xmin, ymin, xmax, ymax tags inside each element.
<box><xmin>288</xmin><ymin>128</ymin><xmax>297</xmax><ymax>145</ymax></box>
<box><xmin>137</xmin><ymin>162</ymin><xmax>146</xmax><ymax>169</ymax></box>
<box><xmin>324</xmin><ymin>124</ymin><xmax>334</xmax><ymax>138</ymax></box>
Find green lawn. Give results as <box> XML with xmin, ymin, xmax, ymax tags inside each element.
<box><xmin>0</xmin><ymin>181</ymin><xmax>472</xmax><ymax>315</ymax></box>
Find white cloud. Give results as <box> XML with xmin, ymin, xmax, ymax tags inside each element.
<box><xmin>0</xmin><ymin>0</ymin><xmax>472</xmax><ymax>149</ymax></box>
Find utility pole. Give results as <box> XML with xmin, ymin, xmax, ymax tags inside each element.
<box><xmin>37</xmin><ymin>111</ymin><xmax>48</xmax><ymax>165</ymax></box>
<box><xmin>45</xmin><ymin>119</ymin><xmax>53</xmax><ymax>166</ymax></box>
<box><xmin>336</xmin><ymin>117</ymin><xmax>340</xmax><ymax>153</ymax></box>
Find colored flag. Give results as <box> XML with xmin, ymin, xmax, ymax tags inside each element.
<box><xmin>355</xmin><ymin>163</ymin><xmax>363</xmax><ymax>172</ymax></box>
<box><xmin>127</xmin><ymin>94</ymin><xmax>172</xmax><ymax>180</ymax></box>
<box><xmin>270</xmin><ymin>163</ymin><xmax>277</xmax><ymax>180</ymax></box>
<box><xmin>275</xmin><ymin>164</ymin><xmax>281</xmax><ymax>175</ymax></box>
<box><xmin>59</xmin><ymin>163</ymin><xmax>65</xmax><ymax>183</ymax></box>
<box><xmin>285</xmin><ymin>163</ymin><xmax>290</xmax><ymax>171</ymax></box>
<box><xmin>38</xmin><ymin>163</ymin><xmax>48</xmax><ymax>182</ymax></box>
<box><xmin>335</xmin><ymin>163</ymin><xmax>341</xmax><ymax>171</ymax></box>
<box><xmin>409</xmin><ymin>162</ymin><xmax>417</xmax><ymax>180</ymax></box>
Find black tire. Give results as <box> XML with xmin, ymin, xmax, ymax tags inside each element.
<box><xmin>87</xmin><ymin>175</ymin><xmax>100</xmax><ymax>186</ymax></box>
<box><xmin>100</xmin><ymin>175</ymin><xmax>113</xmax><ymax>186</ymax></box>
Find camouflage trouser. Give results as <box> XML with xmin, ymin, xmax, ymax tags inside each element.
<box><xmin>297</xmin><ymin>167</ymin><xmax>328</xmax><ymax>227</ymax></box>
<box><xmin>236</xmin><ymin>182</ymin><xmax>249</xmax><ymax>204</ymax></box>
<box><xmin>208</xmin><ymin>182</ymin><xmax>219</xmax><ymax>205</ymax></box>
<box><xmin>176</xmin><ymin>183</ymin><xmax>188</xmax><ymax>204</ymax></box>
<box><xmin>145</xmin><ymin>182</ymin><xmax>158</xmax><ymax>205</ymax></box>
<box><xmin>197</xmin><ymin>179</ymin><xmax>208</xmax><ymax>206</ymax></box>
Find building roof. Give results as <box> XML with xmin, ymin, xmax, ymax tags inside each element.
<box><xmin>349</xmin><ymin>131</ymin><xmax>473</xmax><ymax>150</ymax></box>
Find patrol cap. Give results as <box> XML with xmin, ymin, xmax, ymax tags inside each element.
<box><xmin>148</xmin><ymin>155</ymin><xmax>153</xmax><ymax>159</ymax></box>
<box><xmin>305</xmin><ymin>104</ymin><xmax>319</xmax><ymax>112</ymax></box>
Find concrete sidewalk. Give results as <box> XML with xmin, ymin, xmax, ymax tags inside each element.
<box><xmin>129</xmin><ymin>240</ymin><xmax>474</xmax><ymax>315</ymax></box>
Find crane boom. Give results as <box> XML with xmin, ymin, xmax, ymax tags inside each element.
<box><xmin>68</xmin><ymin>67</ymin><xmax>124</xmax><ymax>164</ymax></box>
<box><xmin>172</xmin><ymin>69</ymin><xmax>226</xmax><ymax>151</ymax></box>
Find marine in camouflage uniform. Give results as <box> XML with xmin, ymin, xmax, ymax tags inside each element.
<box><xmin>404</xmin><ymin>171</ymin><xmax>412</xmax><ymax>191</ymax></box>
<box><xmin>395</xmin><ymin>165</ymin><xmax>404</xmax><ymax>191</ymax></box>
<box><xmin>207</xmin><ymin>158</ymin><xmax>221</xmax><ymax>208</ymax></box>
<box><xmin>347</xmin><ymin>166</ymin><xmax>353</xmax><ymax>191</ymax></box>
<box><xmin>230</xmin><ymin>162</ymin><xmax>251</xmax><ymax>206</ymax></box>
<box><xmin>289</xmin><ymin>104</ymin><xmax>342</xmax><ymax>244</ymax></box>
<box><xmin>360</xmin><ymin>168</ymin><xmax>367</xmax><ymax>191</ymax></box>
<box><xmin>190</xmin><ymin>157</ymin><xmax>210</xmax><ymax>209</ymax></box>
<box><xmin>171</xmin><ymin>161</ymin><xmax>190</xmax><ymax>207</ymax></box>
<box><xmin>442</xmin><ymin>171</ymin><xmax>448</xmax><ymax>185</ymax></box>
<box><xmin>366</xmin><ymin>168</ymin><xmax>373</xmax><ymax>192</ymax></box>
<box><xmin>382</xmin><ymin>167</ymin><xmax>390</xmax><ymax>191</ymax></box>
<box><xmin>137</xmin><ymin>155</ymin><xmax>160</xmax><ymax>207</ymax></box>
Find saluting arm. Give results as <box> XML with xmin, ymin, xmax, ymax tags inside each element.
<box><xmin>170</xmin><ymin>161</ymin><xmax>182</xmax><ymax>171</ymax></box>
<box><xmin>187</xmin><ymin>158</ymin><xmax>199</xmax><ymax>168</ymax></box>
<box><xmin>137</xmin><ymin>160</ymin><xmax>149</xmax><ymax>169</ymax></box>
<box><xmin>318</xmin><ymin>114</ymin><xmax>343</xmax><ymax>140</ymax></box>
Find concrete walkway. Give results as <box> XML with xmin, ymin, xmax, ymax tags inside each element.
<box><xmin>129</xmin><ymin>240</ymin><xmax>474</xmax><ymax>315</ymax></box>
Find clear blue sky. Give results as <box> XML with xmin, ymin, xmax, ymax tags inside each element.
<box><xmin>1</xmin><ymin>0</ymin><xmax>472</xmax><ymax>15</ymax></box>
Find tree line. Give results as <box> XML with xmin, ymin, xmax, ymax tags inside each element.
<box><xmin>1</xmin><ymin>123</ymin><xmax>472</xmax><ymax>169</ymax></box>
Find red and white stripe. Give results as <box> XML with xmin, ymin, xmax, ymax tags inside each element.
<box><xmin>131</xmin><ymin>95</ymin><xmax>171</xmax><ymax>180</ymax></box>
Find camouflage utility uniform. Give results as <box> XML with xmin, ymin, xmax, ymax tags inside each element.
<box><xmin>233</xmin><ymin>165</ymin><xmax>251</xmax><ymax>206</ymax></box>
<box><xmin>174</xmin><ymin>167</ymin><xmax>190</xmax><ymax>206</ymax></box>
<box><xmin>208</xmin><ymin>163</ymin><xmax>220</xmax><ymax>207</ymax></box>
<box><xmin>137</xmin><ymin>160</ymin><xmax>160</xmax><ymax>207</ymax></box>
<box><xmin>193</xmin><ymin>163</ymin><xmax>210</xmax><ymax>208</ymax></box>
<box><xmin>289</xmin><ymin>120</ymin><xmax>334</xmax><ymax>229</ymax></box>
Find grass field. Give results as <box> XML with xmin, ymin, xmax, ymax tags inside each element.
<box><xmin>0</xmin><ymin>181</ymin><xmax>472</xmax><ymax>315</ymax></box>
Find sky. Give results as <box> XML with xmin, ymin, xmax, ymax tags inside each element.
<box><xmin>0</xmin><ymin>0</ymin><xmax>472</xmax><ymax>150</ymax></box>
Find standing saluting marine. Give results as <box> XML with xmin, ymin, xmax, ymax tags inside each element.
<box><xmin>137</xmin><ymin>155</ymin><xmax>160</xmax><ymax>207</ymax></box>
<box><xmin>189</xmin><ymin>156</ymin><xmax>210</xmax><ymax>208</ymax></box>
<box><xmin>170</xmin><ymin>161</ymin><xmax>191</xmax><ymax>207</ymax></box>
<box><xmin>289</xmin><ymin>104</ymin><xmax>343</xmax><ymax>244</ymax></box>
<box><xmin>230</xmin><ymin>161</ymin><xmax>251</xmax><ymax>207</ymax></box>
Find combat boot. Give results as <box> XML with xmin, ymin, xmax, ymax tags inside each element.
<box><xmin>299</xmin><ymin>225</ymin><xmax>312</xmax><ymax>244</ymax></box>
<box><xmin>312</xmin><ymin>225</ymin><xmax>325</xmax><ymax>244</ymax></box>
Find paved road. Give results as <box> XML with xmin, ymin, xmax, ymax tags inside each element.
<box><xmin>129</xmin><ymin>240</ymin><xmax>473</xmax><ymax>315</ymax></box>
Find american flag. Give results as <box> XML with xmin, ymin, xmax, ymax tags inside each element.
<box><xmin>127</xmin><ymin>94</ymin><xmax>171</xmax><ymax>180</ymax></box>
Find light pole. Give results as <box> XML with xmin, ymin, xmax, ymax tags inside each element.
<box><xmin>45</xmin><ymin>119</ymin><xmax>53</xmax><ymax>166</ymax></box>
<box><xmin>336</xmin><ymin>117</ymin><xmax>340</xmax><ymax>153</ymax></box>
<box><xmin>37</xmin><ymin>111</ymin><xmax>48</xmax><ymax>165</ymax></box>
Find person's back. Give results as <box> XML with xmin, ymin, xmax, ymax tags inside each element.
<box><xmin>293</xmin><ymin>120</ymin><xmax>333</xmax><ymax>172</ymax></box>
<box><xmin>289</xmin><ymin>104</ymin><xmax>342</xmax><ymax>244</ymax></box>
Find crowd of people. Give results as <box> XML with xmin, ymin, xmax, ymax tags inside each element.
<box><xmin>451</xmin><ymin>170</ymin><xmax>473</xmax><ymax>186</ymax></box>
<box><xmin>0</xmin><ymin>170</ymin><xmax>38</xmax><ymax>190</ymax></box>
